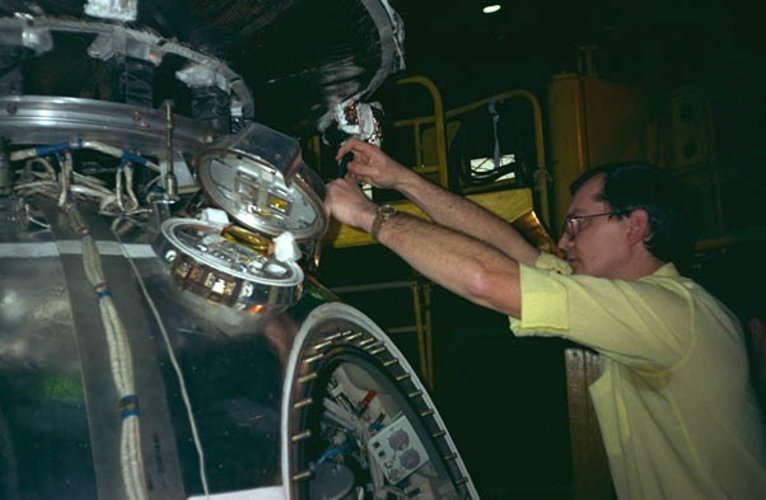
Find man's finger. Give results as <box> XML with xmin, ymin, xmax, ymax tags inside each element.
<box><xmin>335</xmin><ymin>138</ymin><xmax>360</xmax><ymax>162</ymax></box>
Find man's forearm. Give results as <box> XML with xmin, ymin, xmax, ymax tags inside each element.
<box><xmin>395</xmin><ymin>170</ymin><xmax>540</xmax><ymax>267</ymax></box>
<box><xmin>374</xmin><ymin>210</ymin><xmax>522</xmax><ymax>317</ymax></box>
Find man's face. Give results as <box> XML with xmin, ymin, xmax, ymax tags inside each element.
<box><xmin>558</xmin><ymin>175</ymin><xmax>630</xmax><ymax>278</ymax></box>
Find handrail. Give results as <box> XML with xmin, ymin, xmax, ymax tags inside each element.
<box><xmin>392</xmin><ymin>86</ymin><xmax>550</xmax><ymax>227</ymax></box>
<box><xmin>394</xmin><ymin>75</ymin><xmax>450</xmax><ymax>188</ymax></box>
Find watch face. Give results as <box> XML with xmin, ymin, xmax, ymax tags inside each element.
<box><xmin>380</xmin><ymin>204</ymin><xmax>398</xmax><ymax>216</ymax></box>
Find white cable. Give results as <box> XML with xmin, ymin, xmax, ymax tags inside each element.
<box><xmin>10</xmin><ymin>141</ymin><xmax>161</xmax><ymax>173</ymax></box>
<box><xmin>11</xmin><ymin>144</ymin><xmax>190</xmax><ymax>498</ymax></box>
<box><xmin>26</xmin><ymin>157</ymin><xmax>57</xmax><ymax>178</ymax></box>
<box><xmin>81</xmin><ymin>140</ymin><xmax>161</xmax><ymax>173</ymax></box>
<box><xmin>114</xmin><ymin>229</ymin><xmax>212</xmax><ymax>500</ymax></box>
<box><xmin>115</xmin><ymin>168</ymin><xmax>126</xmax><ymax>213</ymax></box>
<box><xmin>121</xmin><ymin>424</ymin><xmax>139</xmax><ymax>500</ymax></box>
<box><xmin>70</xmin><ymin>184</ymin><xmax>115</xmax><ymax>201</ymax></box>
<box><xmin>26</xmin><ymin>215</ymin><xmax>51</xmax><ymax>229</ymax></box>
<box><xmin>14</xmin><ymin>145</ymin><xmax>159</xmax><ymax>221</ymax></box>
<box><xmin>99</xmin><ymin>194</ymin><xmax>119</xmax><ymax>214</ymax></box>
<box><xmin>125</xmin><ymin>165</ymin><xmax>140</xmax><ymax>211</ymax></box>
<box><xmin>143</xmin><ymin>175</ymin><xmax>162</xmax><ymax>193</ymax></box>
<box><xmin>74</xmin><ymin>212</ymin><xmax>149</xmax><ymax>500</ymax></box>
<box><xmin>58</xmin><ymin>152</ymin><xmax>72</xmax><ymax>207</ymax></box>
<box><xmin>73</xmin><ymin>171</ymin><xmax>110</xmax><ymax>192</ymax></box>
<box><xmin>14</xmin><ymin>180</ymin><xmax>59</xmax><ymax>191</ymax></box>
<box><xmin>80</xmin><ymin>140</ymin><xmax>125</xmax><ymax>160</ymax></box>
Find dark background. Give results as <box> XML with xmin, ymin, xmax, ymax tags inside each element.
<box><xmin>3</xmin><ymin>1</ymin><xmax>763</xmax><ymax>497</ymax></box>
<box><xmin>317</xmin><ymin>2</ymin><xmax>766</xmax><ymax>498</ymax></box>
<box><xmin>392</xmin><ymin>0</ymin><xmax>765</xmax><ymax>107</ymax></box>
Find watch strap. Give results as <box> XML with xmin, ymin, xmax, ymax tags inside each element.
<box><xmin>371</xmin><ymin>204</ymin><xmax>398</xmax><ymax>242</ymax></box>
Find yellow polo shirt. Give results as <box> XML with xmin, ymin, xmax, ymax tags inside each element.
<box><xmin>510</xmin><ymin>253</ymin><xmax>766</xmax><ymax>499</ymax></box>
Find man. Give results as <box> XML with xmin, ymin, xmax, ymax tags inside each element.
<box><xmin>325</xmin><ymin>137</ymin><xmax>766</xmax><ymax>499</ymax></box>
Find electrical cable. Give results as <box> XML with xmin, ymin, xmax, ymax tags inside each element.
<box><xmin>7</xmin><ymin>142</ymin><xmax>171</xmax><ymax>500</ymax></box>
<box><xmin>65</xmin><ymin>205</ymin><xmax>149</xmax><ymax>500</ymax></box>
<box><xmin>13</xmin><ymin>142</ymin><xmax>161</xmax><ymax>221</ymax></box>
<box><xmin>12</xmin><ymin>138</ymin><xmax>217</xmax><ymax>499</ymax></box>
<box><xmin>10</xmin><ymin>140</ymin><xmax>161</xmax><ymax>173</ymax></box>
<box><xmin>114</xmin><ymin>228</ymin><xmax>212</xmax><ymax>500</ymax></box>
<box><xmin>58</xmin><ymin>151</ymin><xmax>72</xmax><ymax>207</ymax></box>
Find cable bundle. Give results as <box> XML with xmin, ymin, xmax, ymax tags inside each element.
<box><xmin>68</xmin><ymin>206</ymin><xmax>149</xmax><ymax>500</ymax></box>
<box><xmin>11</xmin><ymin>139</ymin><xmax>212</xmax><ymax>499</ymax></box>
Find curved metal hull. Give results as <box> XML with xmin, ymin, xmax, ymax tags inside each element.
<box><xmin>0</xmin><ymin>199</ymin><xmax>478</xmax><ymax>499</ymax></box>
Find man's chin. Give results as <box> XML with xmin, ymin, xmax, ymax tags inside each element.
<box><xmin>568</xmin><ymin>260</ymin><xmax>581</xmax><ymax>274</ymax></box>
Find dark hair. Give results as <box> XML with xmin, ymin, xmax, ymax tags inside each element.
<box><xmin>570</xmin><ymin>162</ymin><xmax>700</xmax><ymax>263</ymax></box>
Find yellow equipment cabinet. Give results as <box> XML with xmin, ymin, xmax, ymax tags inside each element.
<box><xmin>547</xmin><ymin>73</ymin><xmax>656</xmax><ymax>232</ymax></box>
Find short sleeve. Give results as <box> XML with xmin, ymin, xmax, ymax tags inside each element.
<box><xmin>509</xmin><ymin>252</ymin><xmax>572</xmax><ymax>333</ymax></box>
<box><xmin>510</xmin><ymin>263</ymin><xmax>571</xmax><ymax>332</ymax></box>
<box><xmin>534</xmin><ymin>252</ymin><xmax>573</xmax><ymax>275</ymax></box>
<box><xmin>509</xmin><ymin>259</ymin><xmax>694</xmax><ymax>369</ymax></box>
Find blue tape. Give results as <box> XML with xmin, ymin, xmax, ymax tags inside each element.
<box><xmin>120</xmin><ymin>395</ymin><xmax>140</xmax><ymax>419</ymax></box>
<box><xmin>35</xmin><ymin>142</ymin><xmax>71</xmax><ymax>156</ymax></box>
<box><xmin>122</xmin><ymin>151</ymin><xmax>147</xmax><ymax>165</ymax></box>
<box><xmin>317</xmin><ymin>447</ymin><xmax>343</xmax><ymax>465</ymax></box>
<box><xmin>121</xmin><ymin>409</ymin><xmax>140</xmax><ymax>419</ymax></box>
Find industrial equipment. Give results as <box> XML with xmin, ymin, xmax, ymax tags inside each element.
<box><xmin>0</xmin><ymin>2</ymin><xmax>477</xmax><ymax>499</ymax></box>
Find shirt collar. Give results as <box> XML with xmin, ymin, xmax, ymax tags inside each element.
<box><xmin>650</xmin><ymin>262</ymin><xmax>680</xmax><ymax>278</ymax></box>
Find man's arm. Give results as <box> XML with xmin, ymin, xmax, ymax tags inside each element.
<box><xmin>326</xmin><ymin>178</ymin><xmax>522</xmax><ymax>317</ymax></box>
<box><xmin>335</xmin><ymin>138</ymin><xmax>540</xmax><ymax>267</ymax></box>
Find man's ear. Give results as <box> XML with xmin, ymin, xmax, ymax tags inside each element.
<box><xmin>626</xmin><ymin>209</ymin><xmax>651</xmax><ymax>246</ymax></box>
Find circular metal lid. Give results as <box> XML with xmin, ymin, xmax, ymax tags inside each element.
<box><xmin>196</xmin><ymin>122</ymin><xmax>327</xmax><ymax>242</ymax></box>
<box><xmin>154</xmin><ymin>218</ymin><xmax>304</xmax><ymax>310</ymax></box>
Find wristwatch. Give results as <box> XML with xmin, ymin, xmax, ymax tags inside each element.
<box><xmin>371</xmin><ymin>204</ymin><xmax>399</xmax><ymax>242</ymax></box>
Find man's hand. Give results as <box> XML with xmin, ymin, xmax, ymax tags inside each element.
<box><xmin>335</xmin><ymin>138</ymin><xmax>413</xmax><ymax>189</ymax></box>
<box><xmin>325</xmin><ymin>178</ymin><xmax>377</xmax><ymax>232</ymax></box>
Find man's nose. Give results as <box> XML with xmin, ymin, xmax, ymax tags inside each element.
<box><xmin>558</xmin><ymin>232</ymin><xmax>572</xmax><ymax>250</ymax></box>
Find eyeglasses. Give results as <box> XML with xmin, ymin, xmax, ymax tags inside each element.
<box><xmin>561</xmin><ymin>212</ymin><xmax>615</xmax><ymax>240</ymax></box>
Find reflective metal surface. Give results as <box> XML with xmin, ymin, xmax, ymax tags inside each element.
<box><xmin>196</xmin><ymin>122</ymin><xmax>327</xmax><ymax>242</ymax></box>
<box><xmin>0</xmin><ymin>228</ymin><xmax>95</xmax><ymax>500</ymax></box>
<box><xmin>1</xmin><ymin>200</ymin><xmax>187</xmax><ymax>500</ymax></box>
<box><xmin>0</xmin><ymin>0</ymin><xmax>405</xmax><ymax>135</ymax></box>
<box><xmin>0</xmin><ymin>96</ymin><xmax>214</xmax><ymax>157</ymax></box>
<box><xmin>1</xmin><ymin>195</ymin><xmax>479</xmax><ymax>499</ymax></box>
<box><xmin>0</xmin><ymin>199</ymin><xmax>323</xmax><ymax>499</ymax></box>
<box><xmin>0</xmin><ymin>16</ymin><xmax>256</xmax><ymax>121</ymax></box>
<box><xmin>0</xmin><ymin>3</ymin><xmax>478</xmax><ymax>498</ymax></box>
<box><xmin>154</xmin><ymin>218</ymin><xmax>304</xmax><ymax>310</ymax></box>
<box><xmin>282</xmin><ymin>303</ymin><xmax>480</xmax><ymax>500</ymax></box>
